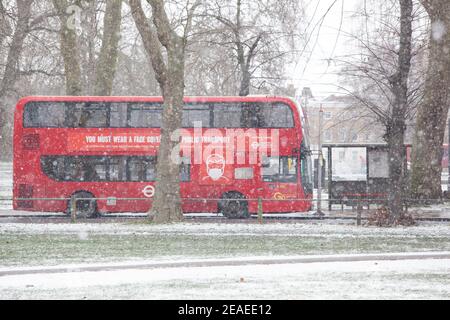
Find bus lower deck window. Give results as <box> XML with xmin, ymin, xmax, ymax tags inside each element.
<box><xmin>261</xmin><ymin>156</ymin><xmax>297</xmax><ymax>183</ymax></box>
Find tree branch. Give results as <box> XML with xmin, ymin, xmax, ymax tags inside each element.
<box><xmin>129</xmin><ymin>0</ymin><xmax>168</xmax><ymax>87</ymax></box>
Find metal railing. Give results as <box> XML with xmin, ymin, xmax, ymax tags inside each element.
<box><xmin>1</xmin><ymin>195</ymin><xmax>449</xmax><ymax>223</ymax></box>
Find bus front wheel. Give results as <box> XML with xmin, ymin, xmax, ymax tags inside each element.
<box><xmin>68</xmin><ymin>191</ymin><xmax>98</xmax><ymax>219</ymax></box>
<box><xmin>219</xmin><ymin>192</ymin><xmax>249</xmax><ymax>219</ymax></box>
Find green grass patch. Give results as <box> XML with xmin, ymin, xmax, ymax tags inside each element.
<box><xmin>2</xmin><ymin>231</ymin><xmax>450</xmax><ymax>267</ymax></box>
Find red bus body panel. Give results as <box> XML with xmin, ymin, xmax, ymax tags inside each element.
<box><xmin>13</xmin><ymin>96</ymin><xmax>312</xmax><ymax>214</ymax></box>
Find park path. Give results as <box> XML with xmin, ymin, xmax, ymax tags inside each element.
<box><xmin>1</xmin><ymin>252</ymin><xmax>450</xmax><ymax>277</ymax></box>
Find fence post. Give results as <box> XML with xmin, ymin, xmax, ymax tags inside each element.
<box><xmin>71</xmin><ymin>198</ymin><xmax>77</xmax><ymax>223</ymax></box>
<box><xmin>258</xmin><ymin>197</ymin><xmax>263</xmax><ymax>224</ymax></box>
<box><xmin>356</xmin><ymin>198</ymin><xmax>362</xmax><ymax>226</ymax></box>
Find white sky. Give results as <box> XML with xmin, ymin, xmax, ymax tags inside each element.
<box><xmin>291</xmin><ymin>0</ymin><xmax>359</xmax><ymax>98</ymax></box>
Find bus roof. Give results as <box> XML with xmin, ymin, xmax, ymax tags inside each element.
<box><xmin>17</xmin><ymin>95</ymin><xmax>298</xmax><ymax>105</ymax></box>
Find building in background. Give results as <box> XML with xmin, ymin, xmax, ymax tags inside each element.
<box><xmin>301</xmin><ymin>93</ymin><xmax>385</xmax><ymax>149</ymax></box>
<box><xmin>297</xmin><ymin>88</ymin><xmax>450</xmax><ymax>190</ymax></box>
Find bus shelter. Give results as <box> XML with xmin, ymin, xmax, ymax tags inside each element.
<box><xmin>322</xmin><ymin>144</ymin><xmax>410</xmax><ymax>210</ymax></box>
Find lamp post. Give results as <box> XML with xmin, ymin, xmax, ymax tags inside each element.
<box><xmin>315</xmin><ymin>104</ymin><xmax>325</xmax><ymax>217</ymax></box>
<box><xmin>448</xmin><ymin>120</ymin><xmax>450</xmax><ymax>196</ymax></box>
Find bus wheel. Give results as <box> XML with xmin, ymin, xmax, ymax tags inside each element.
<box><xmin>219</xmin><ymin>192</ymin><xmax>249</xmax><ymax>219</ymax></box>
<box><xmin>68</xmin><ymin>191</ymin><xmax>98</xmax><ymax>219</ymax></box>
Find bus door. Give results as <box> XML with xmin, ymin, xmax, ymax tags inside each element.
<box><xmin>300</xmin><ymin>150</ymin><xmax>313</xmax><ymax>198</ymax></box>
<box><xmin>260</xmin><ymin>156</ymin><xmax>299</xmax><ymax>211</ymax></box>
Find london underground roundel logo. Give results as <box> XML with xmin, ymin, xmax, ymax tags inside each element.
<box><xmin>143</xmin><ymin>185</ymin><xmax>156</xmax><ymax>198</ymax></box>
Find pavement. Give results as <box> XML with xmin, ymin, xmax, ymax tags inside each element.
<box><xmin>2</xmin><ymin>204</ymin><xmax>450</xmax><ymax>222</ymax></box>
<box><xmin>1</xmin><ymin>252</ymin><xmax>450</xmax><ymax>277</ymax></box>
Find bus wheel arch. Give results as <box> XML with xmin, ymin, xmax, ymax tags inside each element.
<box><xmin>219</xmin><ymin>191</ymin><xmax>249</xmax><ymax>219</ymax></box>
<box><xmin>67</xmin><ymin>191</ymin><xmax>98</xmax><ymax>219</ymax></box>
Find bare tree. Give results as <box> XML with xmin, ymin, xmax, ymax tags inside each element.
<box><xmin>0</xmin><ymin>1</ymin><xmax>12</xmax><ymax>46</ymax></box>
<box><xmin>0</xmin><ymin>0</ymin><xmax>34</xmax><ymax>97</ymax></box>
<box><xmin>0</xmin><ymin>0</ymin><xmax>33</xmax><ymax>160</ymax></box>
<box><xmin>339</xmin><ymin>0</ymin><xmax>416</xmax><ymax>223</ymax></box>
<box><xmin>129</xmin><ymin>0</ymin><xmax>198</xmax><ymax>223</ymax></box>
<box><xmin>192</xmin><ymin>0</ymin><xmax>302</xmax><ymax>96</ymax></box>
<box><xmin>52</xmin><ymin>0</ymin><xmax>123</xmax><ymax>96</ymax></box>
<box><xmin>386</xmin><ymin>0</ymin><xmax>413</xmax><ymax>221</ymax></box>
<box><xmin>410</xmin><ymin>0</ymin><xmax>450</xmax><ymax>200</ymax></box>
<box><xmin>94</xmin><ymin>0</ymin><xmax>123</xmax><ymax>96</ymax></box>
<box><xmin>51</xmin><ymin>0</ymin><xmax>82</xmax><ymax>95</ymax></box>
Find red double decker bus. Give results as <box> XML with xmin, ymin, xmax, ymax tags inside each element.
<box><xmin>13</xmin><ymin>96</ymin><xmax>313</xmax><ymax>218</ymax></box>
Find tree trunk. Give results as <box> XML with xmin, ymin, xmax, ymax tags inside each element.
<box><xmin>0</xmin><ymin>0</ymin><xmax>32</xmax><ymax>161</ymax></box>
<box><xmin>83</xmin><ymin>0</ymin><xmax>97</xmax><ymax>94</ymax></box>
<box><xmin>410</xmin><ymin>1</ymin><xmax>450</xmax><ymax>201</ymax></box>
<box><xmin>130</xmin><ymin>0</ymin><xmax>190</xmax><ymax>223</ymax></box>
<box><xmin>386</xmin><ymin>117</ymin><xmax>407</xmax><ymax>221</ymax></box>
<box><xmin>0</xmin><ymin>0</ymin><xmax>31</xmax><ymax>97</ymax></box>
<box><xmin>385</xmin><ymin>0</ymin><xmax>412</xmax><ymax>221</ymax></box>
<box><xmin>93</xmin><ymin>0</ymin><xmax>122</xmax><ymax>96</ymax></box>
<box><xmin>239</xmin><ymin>65</ymin><xmax>250</xmax><ymax>96</ymax></box>
<box><xmin>234</xmin><ymin>0</ymin><xmax>250</xmax><ymax>97</ymax></box>
<box><xmin>152</xmin><ymin>46</ymin><xmax>185</xmax><ymax>223</ymax></box>
<box><xmin>52</xmin><ymin>0</ymin><xmax>82</xmax><ymax>96</ymax></box>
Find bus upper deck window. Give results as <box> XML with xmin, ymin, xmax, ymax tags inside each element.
<box><xmin>110</xmin><ymin>103</ymin><xmax>128</xmax><ymax>127</ymax></box>
<box><xmin>24</xmin><ymin>102</ymin><xmax>65</xmax><ymax>127</ymax></box>
<box><xmin>66</xmin><ymin>103</ymin><xmax>108</xmax><ymax>128</ymax></box>
<box><xmin>129</xmin><ymin>104</ymin><xmax>162</xmax><ymax>128</ymax></box>
<box><xmin>183</xmin><ymin>104</ymin><xmax>211</xmax><ymax>128</ymax></box>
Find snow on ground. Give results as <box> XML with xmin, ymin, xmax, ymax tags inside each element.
<box><xmin>1</xmin><ymin>251</ymin><xmax>449</xmax><ymax>274</ymax></box>
<box><xmin>2</xmin><ymin>220</ymin><xmax>450</xmax><ymax>238</ymax></box>
<box><xmin>2</xmin><ymin>162</ymin><xmax>450</xmax><ymax>299</ymax></box>
<box><xmin>0</xmin><ymin>162</ymin><xmax>12</xmax><ymax>193</ymax></box>
<box><xmin>2</xmin><ymin>220</ymin><xmax>450</xmax><ymax>270</ymax></box>
<box><xmin>1</xmin><ymin>258</ymin><xmax>450</xmax><ymax>299</ymax></box>
<box><xmin>0</xmin><ymin>162</ymin><xmax>12</xmax><ymax>210</ymax></box>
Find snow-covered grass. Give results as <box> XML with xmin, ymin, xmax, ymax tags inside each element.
<box><xmin>1</xmin><ymin>258</ymin><xmax>450</xmax><ymax>299</ymax></box>
<box><xmin>2</xmin><ymin>221</ymin><xmax>450</xmax><ymax>267</ymax></box>
<box><xmin>0</xmin><ymin>162</ymin><xmax>12</xmax><ymax>212</ymax></box>
<box><xmin>0</xmin><ymin>162</ymin><xmax>12</xmax><ymax>209</ymax></box>
<box><xmin>0</xmin><ymin>162</ymin><xmax>12</xmax><ymax>188</ymax></box>
<box><xmin>2</xmin><ymin>162</ymin><xmax>450</xmax><ymax>299</ymax></box>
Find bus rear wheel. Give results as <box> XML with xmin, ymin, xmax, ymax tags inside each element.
<box><xmin>219</xmin><ymin>192</ymin><xmax>249</xmax><ymax>219</ymax></box>
<box><xmin>68</xmin><ymin>191</ymin><xmax>98</xmax><ymax>219</ymax></box>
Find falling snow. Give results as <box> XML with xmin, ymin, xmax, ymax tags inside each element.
<box><xmin>1</xmin><ymin>0</ymin><xmax>450</xmax><ymax>301</ymax></box>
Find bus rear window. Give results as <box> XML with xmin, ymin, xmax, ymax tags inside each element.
<box><xmin>24</xmin><ymin>102</ymin><xmax>66</xmax><ymax>127</ymax></box>
<box><xmin>25</xmin><ymin>102</ymin><xmax>109</xmax><ymax>128</ymax></box>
